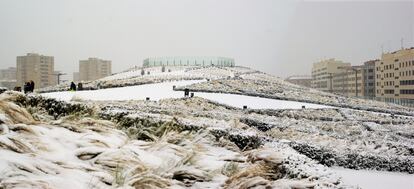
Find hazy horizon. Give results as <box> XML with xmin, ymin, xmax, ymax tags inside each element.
<box><xmin>0</xmin><ymin>0</ymin><xmax>413</xmax><ymax>80</ymax></box>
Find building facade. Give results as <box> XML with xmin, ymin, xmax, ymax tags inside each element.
<box><xmin>375</xmin><ymin>48</ymin><xmax>414</xmax><ymax>102</ymax></box>
<box><xmin>331</xmin><ymin>66</ymin><xmax>364</xmax><ymax>97</ymax></box>
<box><xmin>143</xmin><ymin>56</ymin><xmax>235</xmax><ymax>67</ymax></box>
<box><xmin>362</xmin><ymin>60</ymin><xmax>377</xmax><ymax>97</ymax></box>
<box><xmin>16</xmin><ymin>53</ymin><xmax>55</xmax><ymax>89</ymax></box>
<box><xmin>285</xmin><ymin>75</ymin><xmax>312</xmax><ymax>88</ymax></box>
<box><xmin>311</xmin><ymin>58</ymin><xmax>351</xmax><ymax>92</ymax></box>
<box><xmin>79</xmin><ymin>58</ymin><xmax>112</xmax><ymax>81</ymax></box>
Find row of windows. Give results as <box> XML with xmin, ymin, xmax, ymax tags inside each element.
<box><xmin>400</xmin><ymin>70</ymin><xmax>414</xmax><ymax>77</ymax></box>
<box><xmin>383</xmin><ymin>64</ymin><xmax>395</xmax><ymax>70</ymax></box>
<box><xmin>366</xmin><ymin>76</ymin><xmax>374</xmax><ymax>79</ymax></box>
<box><xmin>382</xmin><ymin>81</ymin><xmax>395</xmax><ymax>86</ymax></box>
<box><xmin>311</xmin><ymin>67</ymin><xmax>327</xmax><ymax>73</ymax></box>
<box><xmin>365</xmin><ymin>89</ymin><xmax>375</xmax><ymax>93</ymax></box>
<box><xmin>364</xmin><ymin>82</ymin><xmax>374</xmax><ymax>87</ymax></box>
<box><xmin>399</xmin><ymin>60</ymin><xmax>414</xmax><ymax>68</ymax></box>
<box><xmin>400</xmin><ymin>90</ymin><xmax>414</xmax><ymax>94</ymax></box>
<box><xmin>400</xmin><ymin>80</ymin><xmax>414</xmax><ymax>85</ymax></box>
<box><xmin>364</xmin><ymin>69</ymin><xmax>374</xmax><ymax>73</ymax></box>
<box><xmin>376</xmin><ymin>60</ymin><xmax>414</xmax><ymax>71</ymax></box>
<box><xmin>384</xmin><ymin>89</ymin><xmax>395</xmax><ymax>94</ymax></box>
<box><xmin>376</xmin><ymin>70</ymin><xmax>414</xmax><ymax>78</ymax></box>
<box><xmin>332</xmin><ymin>84</ymin><xmax>362</xmax><ymax>88</ymax></box>
<box><xmin>377</xmin><ymin>89</ymin><xmax>414</xmax><ymax>95</ymax></box>
<box><xmin>385</xmin><ymin>72</ymin><xmax>395</xmax><ymax>78</ymax></box>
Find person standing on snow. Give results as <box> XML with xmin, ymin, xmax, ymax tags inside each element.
<box><xmin>70</xmin><ymin>82</ymin><xmax>77</xmax><ymax>91</ymax></box>
<box><xmin>29</xmin><ymin>80</ymin><xmax>35</xmax><ymax>92</ymax></box>
<box><xmin>24</xmin><ymin>82</ymin><xmax>30</xmax><ymax>94</ymax></box>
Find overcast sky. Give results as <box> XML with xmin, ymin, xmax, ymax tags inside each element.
<box><xmin>0</xmin><ymin>0</ymin><xmax>413</xmax><ymax>79</ymax></box>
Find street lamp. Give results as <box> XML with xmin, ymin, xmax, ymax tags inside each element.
<box><xmin>50</xmin><ymin>72</ymin><xmax>67</xmax><ymax>85</ymax></box>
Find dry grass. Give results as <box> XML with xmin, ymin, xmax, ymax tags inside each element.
<box><xmin>0</xmin><ymin>100</ymin><xmax>36</xmax><ymax>125</ymax></box>
<box><xmin>221</xmin><ymin>162</ymin><xmax>240</xmax><ymax>177</ymax></box>
<box><xmin>223</xmin><ymin>163</ymin><xmax>272</xmax><ymax>189</ymax></box>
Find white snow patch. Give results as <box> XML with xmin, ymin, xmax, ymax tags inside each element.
<box><xmin>42</xmin><ymin>80</ymin><xmax>203</xmax><ymax>102</ymax></box>
<box><xmin>194</xmin><ymin>92</ymin><xmax>331</xmax><ymax>109</ymax></box>
<box><xmin>42</xmin><ymin>80</ymin><xmax>331</xmax><ymax>110</ymax></box>
<box><xmin>333</xmin><ymin>167</ymin><xmax>414</xmax><ymax>189</ymax></box>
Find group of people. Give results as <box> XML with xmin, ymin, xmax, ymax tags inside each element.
<box><xmin>23</xmin><ymin>80</ymin><xmax>35</xmax><ymax>94</ymax></box>
<box><xmin>11</xmin><ymin>81</ymin><xmax>85</xmax><ymax>94</ymax></box>
<box><xmin>70</xmin><ymin>82</ymin><xmax>83</xmax><ymax>91</ymax></box>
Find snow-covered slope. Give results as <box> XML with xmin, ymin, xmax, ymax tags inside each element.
<box><xmin>0</xmin><ymin>92</ymin><xmax>361</xmax><ymax>188</ymax></box>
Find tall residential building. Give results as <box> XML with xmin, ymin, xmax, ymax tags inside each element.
<box><xmin>79</xmin><ymin>58</ymin><xmax>112</xmax><ymax>81</ymax></box>
<box><xmin>332</xmin><ymin>66</ymin><xmax>364</xmax><ymax>97</ymax></box>
<box><xmin>375</xmin><ymin>47</ymin><xmax>414</xmax><ymax>102</ymax></box>
<box><xmin>362</xmin><ymin>60</ymin><xmax>377</xmax><ymax>97</ymax></box>
<box><xmin>16</xmin><ymin>53</ymin><xmax>55</xmax><ymax>89</ymax></box>
<box><xmin>311</xmin><ymin>58</ymin><xmax>351</xmax><ymax>92</ymax></box>
<box><xmin>285</xmin><ymin>75</ymin><xmax>312</xmax><ymax>88</ymax></box>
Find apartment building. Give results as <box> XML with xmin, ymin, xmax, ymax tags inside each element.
<box><xmin>375</xmin><ymin>48</ymin><xmax>414</xmax><ymax>102</ymax></box>
<box><xmin>311</xmin><ymin>58</ymin><xmax>351</xmax><ymax>92</ymax></box>
<box><xmin>79</xmin><ymin>58</ymin><xmax>112</xmax><ymax>81</ymax></box>
<box><xmin>16</xmin><ymin>53</ymin><xmax>56</xmax><ymax>89</ymax></box>
<box><xmin>331</xmin><ymin>66</ymin><xmax>364</xmax><ymax>97</ymax></box>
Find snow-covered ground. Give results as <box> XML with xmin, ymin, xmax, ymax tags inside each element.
<box><xmin>3</xmin><ymin>65</ymin><xmax>414</xmax><ymax>188</ymax></box>
<box><xmin>194</xmin><ymin>92</ymin><xmax>330</xmax><ymax>109</ymax></box>
<box><xmin>42</xmin><ymin>80</ymin><xmax>330</xmax><ymax>110</ymax></box>
<box><xmin>42</xmin><ymin>80</ymin><xmax>203</xmax><ymax>102</ymax></box>
<box><xmin>333</xmin><ymin>168</ymin><xmax>414</xmax><ymax>189</ymax></box>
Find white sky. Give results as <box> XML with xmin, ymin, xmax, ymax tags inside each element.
<box><xmin>0</xmin><ymin>0</ymin><xmax>413</xmax><ymax>79</ymax></box>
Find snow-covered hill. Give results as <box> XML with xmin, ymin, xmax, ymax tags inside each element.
<box><xmin>2</xmin><ymin>65</ymin><xmax>414</xmax><ymax>188</ymax></box>
<box><xmin>37</xmin><ymin>66</ymin><xmax>241</xmax><ymax>93</ymax></box>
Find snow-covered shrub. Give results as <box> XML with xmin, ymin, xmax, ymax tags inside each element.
<box><xmin>13</xmin><ymin>94</ymin><xmax>93</xmax><ymax>119</ymax></box>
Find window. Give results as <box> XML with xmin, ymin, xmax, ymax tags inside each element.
<box><xmin>400</xmin><ymin>80</ymin><xmax>414</xmax><ymax>85</ymax></box>
<box><xmin>400</xmin><ymin>90</ymin><xmax>414</xmax><ymax>94</ymax></box>
<box><xmin>384</xmin><ymin>89</ymin><xmax>394</xmax><ymax>94</ymax></box>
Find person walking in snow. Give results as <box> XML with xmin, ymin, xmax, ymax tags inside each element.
<box><xmin>70</xmin><ymin>82</ymin><xmax>77</xmax><ymax>91</ymax></box>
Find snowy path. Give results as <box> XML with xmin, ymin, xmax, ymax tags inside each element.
<box><xmin>333</xmin><ymin>168</ymin><xmax>414</xmax><ymax>189</ymax></box>
<box><xmin>193</xmin><ymin>92</ymin><xmax>330</xmax><ymax>109</ymax></box>
<box><xmin>42</xmin><ymin>80</ymin><xmax>331</xmax><ymax>109</ymax></box>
